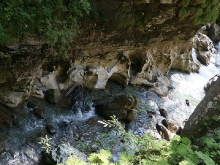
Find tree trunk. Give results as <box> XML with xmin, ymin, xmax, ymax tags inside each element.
<box><xmin>181</xmin><ymin>75</ymin><xmax>220</xmax><ymax>139</ymax></box>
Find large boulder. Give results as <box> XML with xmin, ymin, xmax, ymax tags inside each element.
<box><xmin>161</xmin><ymin>119</ymin><xmax>178</xmax><ymax>133</ymax></box>
<box><xmin>95</xmin><ymin>94</ymin><xmax>139</xmax><ymax>122</ymax></box>
<box><xmin>156</xmin><ymin>122</ymin><xmax>171</xmax><ymax>141</ymax></box>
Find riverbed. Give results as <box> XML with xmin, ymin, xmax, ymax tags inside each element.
<box><xmin>0</xmin><ymin>51</ymin><xmax>220</xmax><ymax>165</ymax></box>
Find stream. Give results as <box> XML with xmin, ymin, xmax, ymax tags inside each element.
<box><xmin>0</xmin><ymin>50</ymin><xmax>220</xmax><ymax>165</ymax></box>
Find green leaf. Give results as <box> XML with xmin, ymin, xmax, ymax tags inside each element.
<box><xmin>202</xmin><ymin>137</ymin><xmax>215</xmax><ymax>148</ymax></box>
<box><xmin>172</xmin><ymin>135</ymin><xmax>181</xmax><ymax>141</ymax></box>
<box><xmin>119</xmin><ymin>152</ymin><xmax>133</xmax><ymax>164</ymax></box>
<box><xmin>65</xmin><ymin>157</ymin><xmax>87</xmax><ymax>165</ymax></box>
<box><xmin>153</xmin><ymin>140</ymin><xmax>167</xmax><ymax>151</ymax></box>
<box><xmin>88</xmin><ymin>149</ymin><xmax>112</xmax><ymax>164</ymax></box>
<box><xmin>176</xmin><ymin>143</ymin><xmax>190</xmax><ymax>156</ymax></box>
<box><xmin>184</xmin><ymin>154</ymin><xmax>199</xmax><ymax>163</ymax></box>
<box><xmin>179</xmin><ymin>160</ymin><xmax>196</xmax><ymax>165</ymax></box>
<box><xmin>195</xmin><ymin>151</ymin><xmax>215</xmax><ymax>165</ymax></box>
<box><xmin>157</xmin><ymin>159</ymin><xmax>169</xmax><ymax>165</ymax></box>
<box><xmin>181</xmin><ymin>137</ymin><xmax>191</xmax><ymax>145</ymax></box>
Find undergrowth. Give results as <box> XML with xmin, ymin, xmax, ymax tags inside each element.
<box><xmin>39</xmin><ymin>116</ymin><xmax>220</xmax><ymax>165</ymax></box>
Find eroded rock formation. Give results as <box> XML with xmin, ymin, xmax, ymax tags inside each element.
<box><xmin>0</xmin><ymin>0</ymin><xmax>217</xmax><ymax>107</ymax></box>
<box><xmin>193</xmin><ymin>33</ymin><xmax>216</xmax><ymax>66</ymax></box>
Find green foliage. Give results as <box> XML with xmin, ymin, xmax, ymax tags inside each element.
<box><xmin>178</xmin><ymin>0</ymin><xmax>219</xmax><ymax>25</ymax></box>
<box><xmin>215</xmin><ymin>103</ymin><xmax>220</xmax><ymax>111</ymax></box>
<box><xmin>0</xmin><ymin>0</ymin><xmax>91</xmax><ymax>52</ymax></box>
<box><xmin>38</xmin><ymin>135</ymin><xmax>52</xmax><ymax>153</ymax></box>
<box><xmin>39</xmin><ymin>117</ymin><xmax>220</xmax><ymax>165</ymax></box>
<box><xmin>64</xmin><ymin>158</ymin><xmax>87</xmax><ymax>165</ymax></box>
<box><xmin>88</xmin><ymin>149</ymin><xmax>112</xmax><ymax>164</ymax></box>
<box><xmin>195</xmin><ymin>151</ymin><xmax>215</xmax><ymax>165</ymax></box>
<box><xmin>193</xmin><ymin>131</ymin><xmax>220</xmax><ymax>164</ymax></box>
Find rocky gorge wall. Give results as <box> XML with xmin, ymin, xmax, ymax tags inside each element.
<box><xmin>0</xmin><ymin>0</ymin><xmax>219</xmax><ymax>107</ymax></box>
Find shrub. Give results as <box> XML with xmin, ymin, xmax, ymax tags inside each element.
<box><xmin>39</xmin><ymin>116</ymin><xmax>220</xmax><ymax>165</ymax></box>
<box><xmin>178</xmin><ymin>0</ymin><xmax>219</xmax><ymax>24</ymax></box>
<box><xmin>0</xmin><ymin>0</ymin><xmax>91</xmax><ymax>52</ymax></box>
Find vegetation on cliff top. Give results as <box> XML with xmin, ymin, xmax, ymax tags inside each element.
<box><xmin>0</xmin><ymin>0</ymin><xmax>219</xmax><ymax>54</ymax></box>
<box><xmin>178</xmin><ymin>0</ymin><xmax>220</xmax><ymax>25</ymax></box>
<box><xmin>0</xmin><ymin>0</ymin><xmax>91</xmax><ymax>51</ymax></box>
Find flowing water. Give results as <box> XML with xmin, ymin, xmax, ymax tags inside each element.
<box><xmin>0</xmin><ymin>50</ymin><xmax>220</xmax><ymax>165</ymax></box>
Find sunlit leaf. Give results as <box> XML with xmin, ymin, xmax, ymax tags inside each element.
<box><xmin>179</xmin><ymin>160</ymin><xmax>196</xmax><ymax>165</ymax></box>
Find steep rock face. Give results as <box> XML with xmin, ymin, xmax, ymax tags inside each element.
<box><xmin>181</xmin><ymin>75</ymin><xmax>220</xmax><ymax>138</ymax></box>
<box><xmin>0</xmin><ymin>0</ymin><xmax>212</xmax><ymax>107</ymax></box>
<box><xmin>0</xmin><ymin>39</ymin><xmax>47</xmax><ymax>107</ymax></box>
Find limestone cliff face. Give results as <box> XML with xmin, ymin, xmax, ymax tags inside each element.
<box><xmin>0</xmin><ymin>0</ymin><xmax>211</xmax><ymax>107</ymax></box>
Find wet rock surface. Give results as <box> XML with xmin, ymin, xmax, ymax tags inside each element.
<box><xmin>46</xmin><ymin>123</ymin><xmax>56</xmax><ymax>135</ymax></box>
<box><xmin>0</xmin><ymin>68</ymin><xmax>215</xmax><ymax>164</ymax></box>
<box><xmin>95</xmin><ymin>94</ymin><xmax>139</xmax><ymax>122</ymax></box>
<box><xmin>33</xmin><ymin>107</ymin><xmax>44</xmax><ymax>119</ymax></box>
<box><xmin>26</xmin><ymin>101</ymin><xmax>36</xmax><ymax>109</ymax></box>
<box><xmin>0</xmin><ymin>106</ymin><xmax>15</xmax><ymax>129</ymax></box>
<box><xmin>45</xmin><ymin>89</ymin><xmax>62</xmax><ymax>104</ymax></box>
